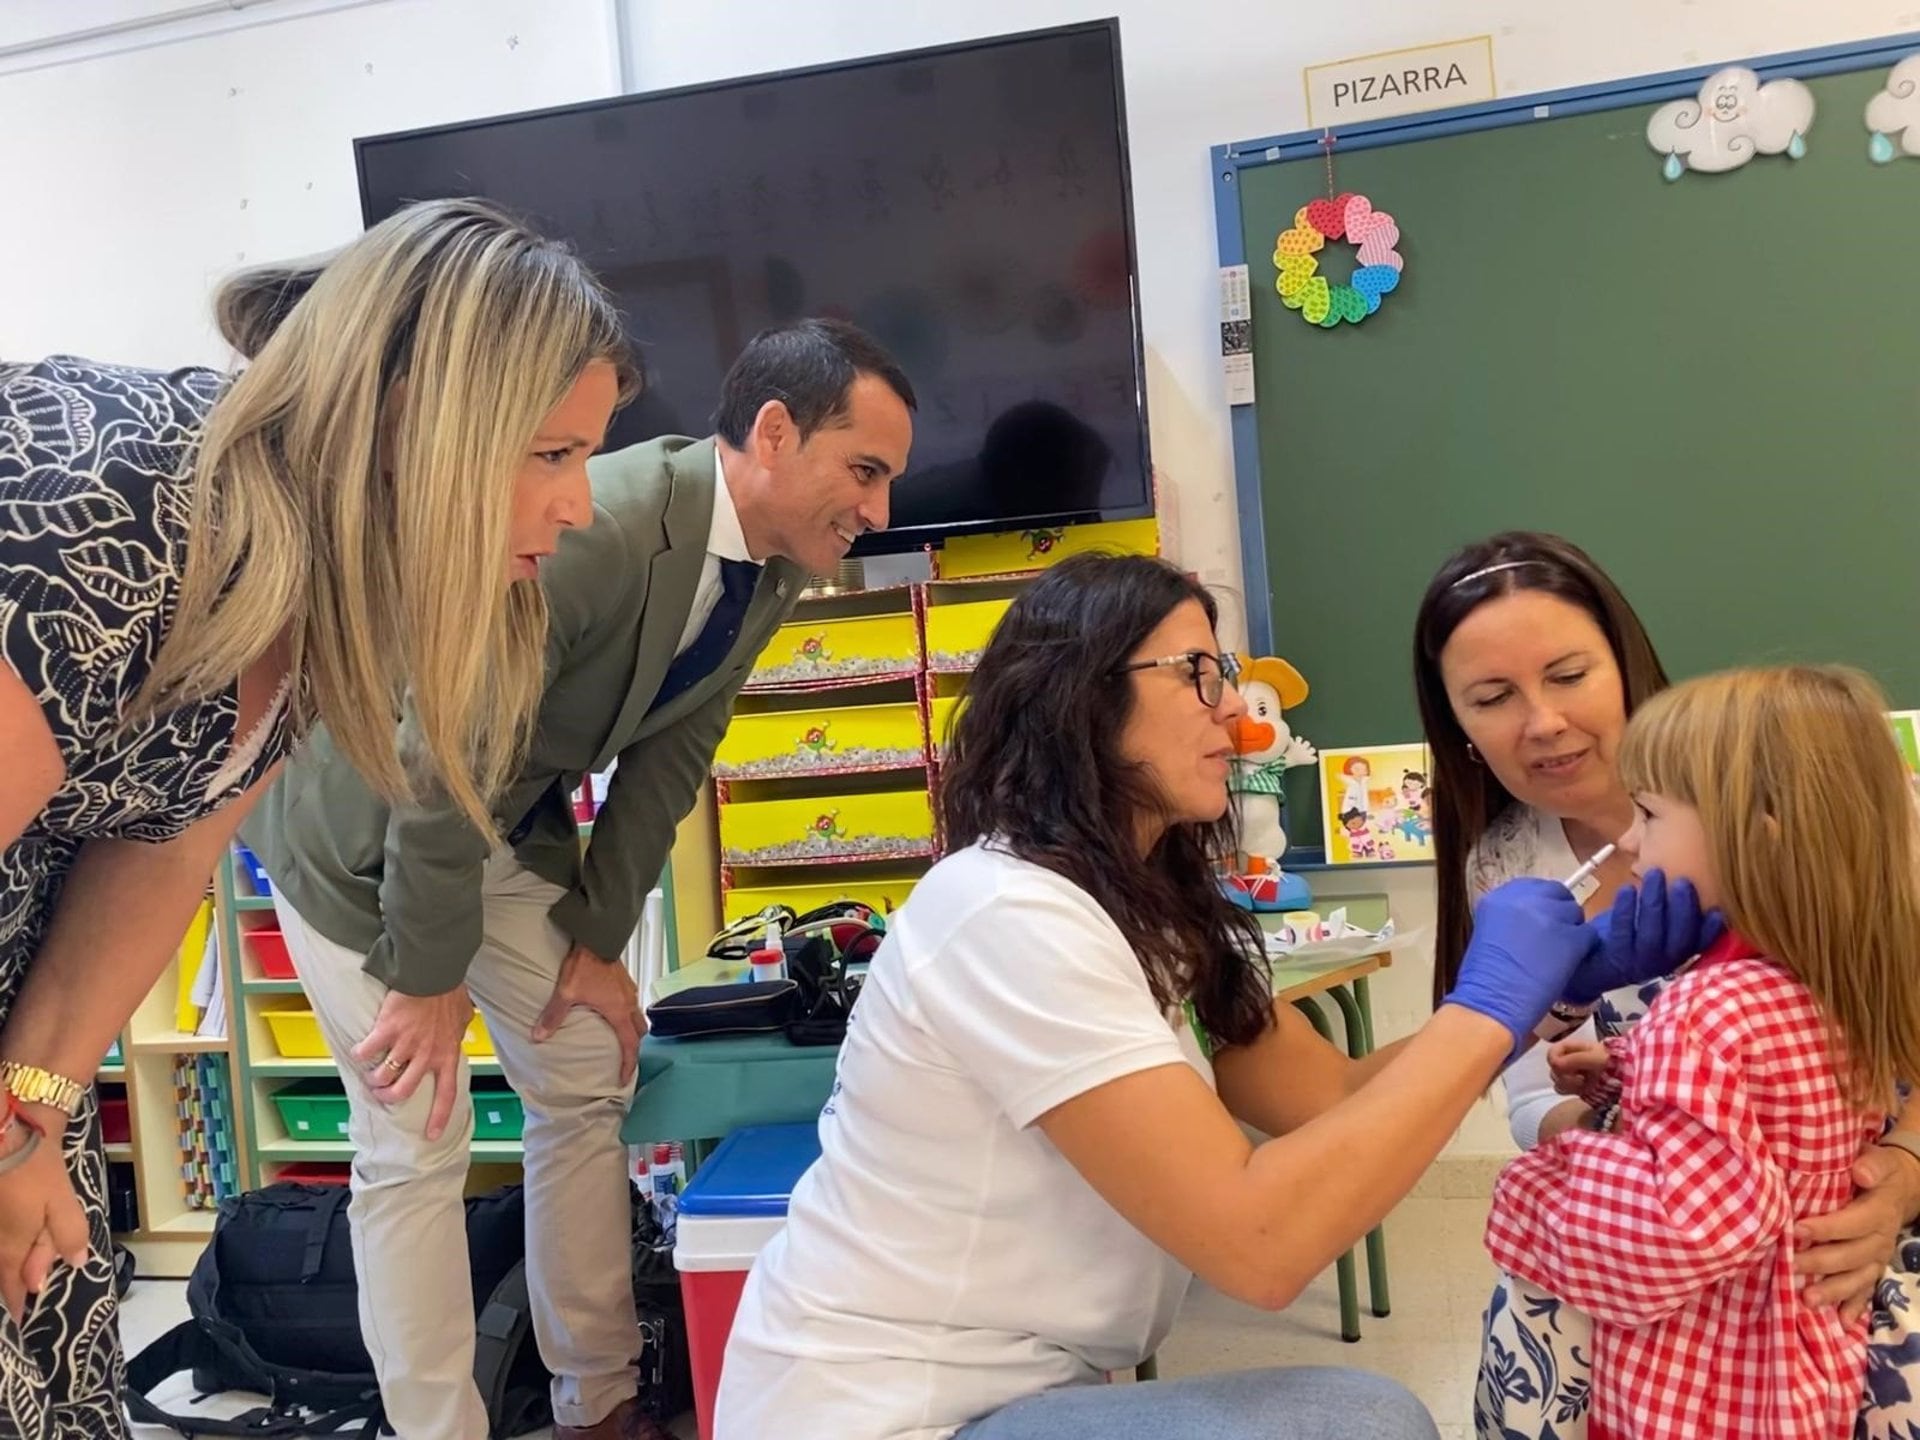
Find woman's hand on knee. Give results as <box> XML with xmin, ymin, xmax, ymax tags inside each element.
<box><xmin>352</xmin><ymin>985</ymin><xmax>475</xmax><ymax>1142</ymax></box>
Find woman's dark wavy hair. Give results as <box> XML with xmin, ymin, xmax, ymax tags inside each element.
<box><xmin>938</xmin><ymin>553</ymin><xmax>1274</xmax><ymax>1049</ymax></box>
<box><xmin>1413</xmin><ymin>531</ymin><xmax>1670</xmax><ymax>1007</ymax></box>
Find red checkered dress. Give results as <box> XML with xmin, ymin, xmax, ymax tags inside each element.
<box><xmin>1485</xmin><ymin>936</ymin><xmax>1881</xmax><ymax>1439</ymax></box>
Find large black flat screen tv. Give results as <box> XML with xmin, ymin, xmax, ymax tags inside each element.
<box><xmin>355</xmin><ymin>19</ymin><xmax>1151</xmax><ymax>554</ymax></box>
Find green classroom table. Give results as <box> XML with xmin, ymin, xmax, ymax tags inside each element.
<box><xmin>621</xmin><ymin>1032</ymin><xmax>838</xmax><ymax>1148</ymax></box>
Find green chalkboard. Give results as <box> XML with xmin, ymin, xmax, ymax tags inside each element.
<box><xmin>1236</xmin><ymin>64</ymin><xmax>1920</xmax><ymax>852</ymax></box>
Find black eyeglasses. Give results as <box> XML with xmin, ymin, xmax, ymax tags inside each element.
<box><xmin>1112</xmin><ymin>650</ymin><xmax>1241</xmax><ymax>707</ymax></box>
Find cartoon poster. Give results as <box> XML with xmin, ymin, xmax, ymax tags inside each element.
<box><xmin>1888</xmin><ymin>711</ymin><xmax>1920</xmax><ymax>784</ymax></box>
<box><xmin>1319</xmin><ymin>743</ymin><xmax>1433</xmax><ymax>864</ymax></box>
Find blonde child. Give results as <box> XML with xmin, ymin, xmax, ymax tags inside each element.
<box><xmin>1474</xmin><ymin>665</ymin><xmax>1920</xmax><ymax>1440</ymax></box>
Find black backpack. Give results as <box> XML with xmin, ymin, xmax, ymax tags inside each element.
<box><xmin>630</xmin><ymin>1189</ymin><xmax>693</xmax><ymax>1424</ymax></box>
<box><xmin>125</xmin><ymin>1182</ymin><xmax>552</xmax><ymax>1439</ymax></box>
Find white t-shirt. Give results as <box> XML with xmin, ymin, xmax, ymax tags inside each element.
<box><xmin>715</xmin><ymin>843</ymin><xmax>1211</xmax><ymax>1440</ymax></box>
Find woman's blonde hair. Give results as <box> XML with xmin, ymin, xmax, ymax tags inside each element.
<box><xmin>134</xmin><ymin>198</ymin><xmax>636</xmax><ymax>833</ymax></box>
<box><xmin>1618</xmin><ymin>665</ymin><xmax>1920</xmax><ymax>1108</ymax></box>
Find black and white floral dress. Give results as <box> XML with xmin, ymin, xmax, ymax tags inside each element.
<box><xmin>0</xmin><ymin>356</ymin><xmax>292</xmax><ymax>1438</ymax></box>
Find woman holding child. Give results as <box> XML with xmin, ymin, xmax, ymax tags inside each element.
<box><xmin>1413</xmin><ymin>531</ymin><xmax>1920</xmax><ymax>1437</ymax></box>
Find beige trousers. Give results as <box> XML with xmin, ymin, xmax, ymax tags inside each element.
<box><xmin>272</xmin><ymin>852</ymin><xmax>637</xmax><ymax>1438</ymax></box>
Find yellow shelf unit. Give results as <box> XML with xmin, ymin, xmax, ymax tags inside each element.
<box><xmin>705</xmin><ymin>555</ymin><xmax>1113</xmax><ymax>936</ymax></box>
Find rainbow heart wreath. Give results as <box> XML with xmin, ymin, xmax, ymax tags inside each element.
<box><xmin>1273</xmin><ymin>191</ymin><xmax>1403</xmax><ymax>328</ymax></box>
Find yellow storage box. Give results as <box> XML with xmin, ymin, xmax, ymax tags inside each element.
<box><xmin>719</xmin><ymin>789</ymin><xmax>934</xmax><ymax>866</ymax></box>
<box><xmin>924</xmin><ymin>598</ymin><xmax>1011</xmax><ymax>674</ymax></box>
<box><xmin>750</xmin><ymin>613</ymin><xmax>919</xmax><ymax>687</ymax></box>
<box><xmin>713</xmin><ymin>701</ymin><xmax>924</xmax><ymax>780</ymax></box>
<box><xmin>263</xmin><ymin>1006</ymin><xmax>329</xmax><ymax>1059</ymax></box>
<box><xmin>266</xmin><ymin>1005</ymin><xmax>493</xmax><ymax>1060</ymax></box>
<box><xmin>928</xmin><ymin>695</ymin><xmax>964</xmax><ymax>756</ymax></box>
<box><xmin>723</xmin><ymin>870</ymin><xmax>923</xmax><ymax>924</ymax></box>
<box><xmin>938</xmin><ymin>517</ymin><xmax>1158</xmax><ymax>579</ymax></box>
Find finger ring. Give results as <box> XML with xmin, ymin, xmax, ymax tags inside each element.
<box><xmin>376</xmin><ymin>1057</ymin><xmax>403</xmax><ymax>1077</ymax></box>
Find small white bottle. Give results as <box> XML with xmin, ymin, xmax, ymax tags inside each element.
<box><xmin>749</xmin><ymin>920</ymin><xmax>787</xmax><ymax>984</ymax></box>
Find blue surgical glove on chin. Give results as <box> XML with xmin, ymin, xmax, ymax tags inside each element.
<box><xmin>1443</xmin><ymin>878</ymin><xmax>1599</xmax><ymax>1056</ymax></box>
<box><xmin>1562</xmin><ymin>867</ymin><xmax>1724</xmax><ymax>1007</ymax></box>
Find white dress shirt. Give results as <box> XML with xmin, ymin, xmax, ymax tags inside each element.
<box><xmin>674</xmin><ymin>447</ymin><xmax>759</xmax><ymax>657</ymax></box>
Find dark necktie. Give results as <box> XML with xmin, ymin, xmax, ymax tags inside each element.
<box><xmin>507</xmin><ymin>558</ymin><xmax>762</xmax><ymax>845</ymax></box>
<box><xmin>649</xmin><ymin>557</ymin><xmax>761</xmax><ymax>714</ymax></box>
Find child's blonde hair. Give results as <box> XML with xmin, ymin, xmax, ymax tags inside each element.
<box><xmin>1618</xmin><ymin>664</ymin><xmax>1920</xmax><ymax>1109</ymax></box>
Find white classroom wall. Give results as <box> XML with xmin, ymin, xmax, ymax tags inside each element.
<box><xmin>3</xmin><ymin>0</ymin><xmax>1909</xmax><ymax>1154</ymax></box>
<box><xmin>0</xmin><ymin>0</ymin><xmax>621</xmax><ymax>365</ymax></box>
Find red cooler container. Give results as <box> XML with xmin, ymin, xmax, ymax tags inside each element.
<box><xmin>672</xmin><ymin>1123</ymin><xmax>821</xmax><ymax>1440</ymax></box>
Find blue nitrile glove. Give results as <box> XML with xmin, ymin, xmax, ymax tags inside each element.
<box><xmin>1443</xmin><ymin>878</ymin><xmax>1600</xmax><ymax>1055</ymax></box>
<box><xmin>1563</xmin><ymin>867</ymin><xmax>1723</xmax><ymax>1006</ymax></box>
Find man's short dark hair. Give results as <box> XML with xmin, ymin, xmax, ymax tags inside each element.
<box><xmin>712</xmin><ymin>318</ymin><xmax>917</xmax><ymax>448</ymax></box>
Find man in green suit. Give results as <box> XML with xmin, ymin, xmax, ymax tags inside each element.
<box><xmin>245</xmin><ymin>320</ymin><xmax>915</xmax><ymax>1440</ymax></box>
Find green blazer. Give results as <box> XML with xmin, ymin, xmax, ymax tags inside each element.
<box><xmin>245</xmin><ymin>436</ymin><xmax>804</xmax><ymax>995</ymax></box>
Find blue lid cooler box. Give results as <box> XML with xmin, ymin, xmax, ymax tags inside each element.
<box><xmin>673</xmin><ymin>1123</ymin><xmax>822</xmax><ymax>1440</ymax></box>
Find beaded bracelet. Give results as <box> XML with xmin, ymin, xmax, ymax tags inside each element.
<box><xmin>0</xmin><ymin>1104</ymin><xmax>42</xmax><ymax>1177</ymax></box>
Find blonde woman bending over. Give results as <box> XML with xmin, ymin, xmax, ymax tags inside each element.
<box><xmin>0</xmin><ymin>197</ymin><xmax>632</xmax><ymax>1439</ymax></box>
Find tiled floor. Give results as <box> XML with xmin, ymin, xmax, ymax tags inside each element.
<box><xmin>1155</xmin><ymin>1194</ymin><xmax>1494</xmax><ymax>1440</ymax></box>
<box><xmin>122</xmin><ymin>1194</ymin><xmax>1493</xmax><ymax>1439</ymax></box>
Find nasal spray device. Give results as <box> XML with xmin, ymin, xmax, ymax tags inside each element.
<box><xmin>1562</xmin><ymin>843</ymin><xmax>1616</xmax><ymax>895</ymax></box>
<box><xmin>1531</xmin><ymin>843</ymin><xmax>1619</xmax><ymax>1048</ymax></box>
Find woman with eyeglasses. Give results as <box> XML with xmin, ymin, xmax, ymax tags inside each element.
<box><xmin>714</xmin><ymin>553</ymin><xmax>1711</xmax><ymax>1440</ymax></box>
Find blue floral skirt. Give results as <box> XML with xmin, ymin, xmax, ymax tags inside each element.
<box><xmin>1474</xmin><ymin>1276</ymin><xmax>1592</xmax><ymax>1440</ymax></box>
<box><xmin>1474</xmin><ymin>1251</ymin><xmax>1920</xmax><ymax>1440</ymax></box>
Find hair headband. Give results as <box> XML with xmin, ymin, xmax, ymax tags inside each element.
<box><xmin>1449</xmin><ymin>559</ymin><xmax>1539</xmax><ymax>590</ymax></box>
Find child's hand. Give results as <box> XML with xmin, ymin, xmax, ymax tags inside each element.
<box><xmin>1548</xmin><ymin>1038</ymin><xmax>1612</xmax><ymax>1096</ymax></box>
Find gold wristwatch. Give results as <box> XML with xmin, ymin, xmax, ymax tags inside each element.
<box><xmin>0</xmin><ymin>1063</ymin><xmax>86</xmax><ymax>1117</ymax></box>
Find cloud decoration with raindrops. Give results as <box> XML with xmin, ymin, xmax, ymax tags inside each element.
<box><xmin>1646</xmin><ymin>66</ymin><xmax>1814</xmax><ymax>181</ymax></box>
<box><xmin>1866</xmin><ymin>55</ymin><xmax>1920</xmax><ymax>164</ymax></box>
